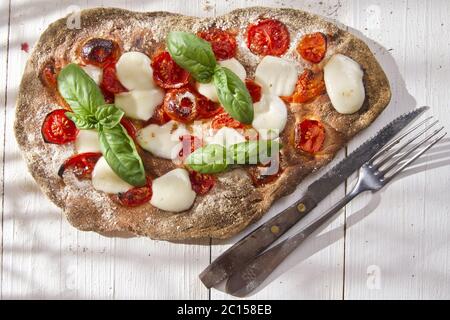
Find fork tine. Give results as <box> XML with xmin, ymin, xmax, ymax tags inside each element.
<box><xmin>378</xmin><ymin>127</ymin><xmax>444</xmax><ymax>176</ymax></box>
<box><xmin>378</xmin><ymin>126</ymin><xmax>444</xmax><ymax>176</ymax></box>
<box><xmin>371</xmin><ymin>116</ymin><xmax>434</xmax><ymax>163</ymax></box>
<box><xmin>372</xmin><ymin>119</ymin><xmax>439</xmax><ymax>168</ymax></box>
<box><xmin>383</xmin><ymin>132</ymin><xmax>447</xmax><ymax>184</ymax></box>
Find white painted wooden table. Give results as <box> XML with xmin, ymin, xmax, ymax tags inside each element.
<box><xmin>1</xmin><ymin>0</ymin><xmax>449</xmax><ymax>300</ymax></box>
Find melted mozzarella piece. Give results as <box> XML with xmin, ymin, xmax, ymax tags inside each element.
<box><xmin>92</xmin><ymin>157</ymin><xmax>132</xmax><ymax>194</ymax></box>
<box><xmin>136</xmin><ymin>121</ymin><xmax>188</xmax><ymax>160</ymax></box>
<box><xmin>252</xmin><ymin>94</ymin><xmax>288</xmax><ymax>139</ymax></box>
<box><xmin>196</xmin><ymin>82</ymin><xmax>218</xmax><ymax>102</ymax></box>
<box><xmin>82</xmin><ymin>65</ymin><xmax>102</xmax><ymax>85</ymax></box>
<box><xmin>196</xmin><ymin>58</ymin><xmax>247</xmax><ymax>102</ymax></box>
<box><xmin>150</xmin><ymin>168</ymin><xmax>196</xmax><ymax>212</ymax></box>
<box><xmin>254</xmin><ymin>56</ymin><xmax>298</xmax><ymax>96</ymax></box>
<box><xmin>115</xmin><ymin>52</ymin><xmax>156</xmax><ymax>90</ymax></box>
<box><xmin>75</xmin><ymin>129</ymin><xmax>101</xmax><ymax>153</ymax></box>
<box><xmin>219</xmin><ymin>58</ymin><xmax>247</xmax><ymax>81</ymax></box>
<box><xmin>206</xmin><ymin>127</ymin><xmax>246</xmax><ymax>148</ymax></box>
<box><xmin>115</xmin><ymin>89</ymin><xmax>164</xmax><ymax>121</ymax></box>
<box><xmin>324</xmin><ymin>54</ymin><xmax>365</xmax><ymax>114</ymax></box>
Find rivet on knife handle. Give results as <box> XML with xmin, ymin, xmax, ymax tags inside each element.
<box><xmin>297</xmin><ymin>202</ymin><xmax>307</xmax><ymax>212</ymax></box>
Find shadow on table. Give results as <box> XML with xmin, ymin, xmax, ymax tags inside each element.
<box><xmin>213</xmin><ymin>136</ymin><xmax>450</xmax><ymax>296</ymax></box>
<box><xmin>211</xmin><ymin>26</ymin><xmax>450</xmax><ymax>297</ymax></box>
<box><xmin>4</xmin><ymin>12</ymin><xmax>449</xmax><ymax>298</ymax></box>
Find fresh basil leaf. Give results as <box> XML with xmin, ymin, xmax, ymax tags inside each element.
<box><xmin>65</xmin><ymin>112</ymin><xmax>96</xmax><ymax>130</ymax></box>
<box><xmin>95</xmin><ymin>104</ymin><xmax>124</xmax><ymax>129</ymax></box>
<box><xmin>229</xmin><ymin>140</ymin><xmax>282</xmax><ymax>165</ymax></box>
<box><xmin>167</xmin><ymin>31</ymin><xmax>216</xmax><ymax>83</ymax></box>
<box><xmin>58</xmin><ymin>64</ymin><xmax>145</xmax><ymax>187</ymax></box>
<box><xmin>98</xmin><ymin>124</ymin><xmax>146</xmax><ymax>187</ymax></box>
<box><xmin>213</xmin><ymin>66</ymin><xmax>254</xmax><ymax>124</ymax></box>
<box><xmin>185</xmin><ymin>144</ymin><xmax>229</xmax><ymax>174</ymax></box>
<box><xmin>57</xmin><ymin>63</ymin><xmax>105</xmax><ymax>116</ymax></box>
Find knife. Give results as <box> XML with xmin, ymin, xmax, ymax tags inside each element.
<box><xmin>199</xmin><ymin>107</ymin><xmax>428</xmax><ymax>288</ymax></box>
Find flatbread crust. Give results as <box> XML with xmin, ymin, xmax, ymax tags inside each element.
<box><xmin>15</xmin><ymin>7</ymin><xmax>391</xmax><ymax>241</ymax></box>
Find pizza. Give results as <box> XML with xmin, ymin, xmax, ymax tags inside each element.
<box><xmin>15</xmin><ymin>7</ymin><xmax>391</xmax><ymax>241</ymax></box>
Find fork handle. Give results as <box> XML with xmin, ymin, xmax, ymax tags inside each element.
<box><xmin>225</xmin><ymin>189</ymin><xmax>361</xmax><ymax>297</ymax></box>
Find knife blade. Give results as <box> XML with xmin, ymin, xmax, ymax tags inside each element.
<box><xmin>199</xmin><ymin>107</ymin><xmax>428</xmax><ymax>289</ymax></box>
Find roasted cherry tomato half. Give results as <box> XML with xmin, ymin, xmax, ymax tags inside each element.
<box><xmin>198</xmin><ymin>28</ymin><xmax>237</xmax><ymax>60</ymax></box>
<box><xmin>247</xmin><ymin>154</ymin><xmax>282</xmax><ymax>187</ymax></box>
<box><xmin>189</xmin><ymin>171</ymin><xmax>216</xmax><ymax>195</ymax></box>
<box><xmin>58</xmin><ymin>152</ymin><xmax>102</xmax><ymax>179</ymax></box>
<box><xmin>246</xmin><ymin>19</ymin><xmax>290</xmax><ymax>56</ymax></box>
<box><xmin>295</xmin><ymin>119</ymin><xmax>326</xmax><ymax>154</ymax></box>
<box><xmin>297</xmin><ymin>32</ymin><xmax>327</xmax><ymax>64</ymax></box>
<box><xmin>101</xmin><ymin>61</ymin><xmax>127</xmax><ymax>95</ymax></box>
<box><xmin>179</xmin><ymin>135</ymin><xmax>203</xmax><ymax>162</ymax></box>
<box><xmin>196</xmin><ymin>98</ymin><xmax>223</xmax><ymax>120</ymax></box>
<box><xmin>101</xmin><ymin>87</ymin><xmax>115</xmax><ymax>104</ymax></box>
<box><xmin>151</xmin><ymin>51</ymin><xmax>190</xmax><ymax>89</ymax></box>
<box><xmin>211</xmin><ymin>112</ymin><xmax>244</xmax><ymax>130</ymax></box>
<box><xmin>41</xmin><ymin>109</ymin><xmax>78</xmax><ymax>144</ymax></box>
<box><xmin>245</xmin><ymin>79</ymin><xmax>262</xmax><ymax>103</ymax></box>
<box><xmin>80</xmin><ymin>38</ymin><xmax>119</xmax><ymax>67</ymax></box>
<box><xmin>40</xmin><ymin>61</ymin><xmax>58</xmax><ymax>88</ymax></box>
<box><xmin>286</xmin><ymin>69</ymin><xmax>325</xmax><ymax>103</ymax></box>
<box><xmin>120</xmin><ymin>118</ymin><xmax>137</xmax><ymax>140</ymax></box>
<box><xmin>116</xmin><ymin>177</ymin><xmax>153</xmax><ymax>207</ymax></box>
<box><xmin>146</xmin><ymin>104</ymin><xmax>171</xmax><ymax>126</ymax></box>
<box><xmin>163</xmin><ymin>87</ymin><xmax>200</xmax><ymax>123</ymax></box>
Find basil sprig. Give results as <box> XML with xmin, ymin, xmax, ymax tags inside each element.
<box><xmin>57</xmin><ymin>63</ymin><xmax>105</xmax><ymax>115</ymax></box>
<box><xmin>95</xmin><ymin>104</ymin><xmax>125</xmax><ymax>129</ymax></box>
<box><xmin>57</xmin><ymin>63</ymin><xmax>146</xmax><ymax>187</ymax></box>
<box><xmin>185</xmin><ymin>140</ymin><xmax>282</xmax><ymax>174</ymax></box>
<box><xmin>98</xmin><ymin>125</ymin><xmax>145</xmax><ymax>186</ymax></box>
<box><xmin>167</xmin><ymin>32</ymin><xmax>254</xmax><ymax>124</ymax></box>
<box><xmin>65</xmin><ymin>112</ymin><xmax>97</xmax><ymax>130</ymax></box>
<box><xmin>213</xmin><ymin>66</ymin><xmax>254</xmax><ymax>124</ymax></box>
<box><xmin>167</xmin><ymin>32</ymin><xmax>217</xmax><ymax>83</ymax></box>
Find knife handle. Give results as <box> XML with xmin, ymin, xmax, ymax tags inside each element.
<box><xmin>248</xmin><ymin>195</ymin><xmax>317</xmax><ymax>248</ymax></box>
<box><xmin>199</xmin><ymin>194</ymin><xmax>317</xmax><ymax>288</ymax></box>
<box><xmin>225</xmin><ymin>189</ymin><xmax>360</xmax><ymax>297</ymax></box>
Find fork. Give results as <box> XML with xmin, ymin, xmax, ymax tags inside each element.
<box><xmin>225</xmin><ymin>117</ymin><xmax>447</xmax><ymax>297</ymax></box>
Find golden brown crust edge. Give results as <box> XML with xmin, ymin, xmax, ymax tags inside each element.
<box><xmin>14</xmin><ymin>7</ymin><xmax>391</xmax><ymax>241</ymax></box>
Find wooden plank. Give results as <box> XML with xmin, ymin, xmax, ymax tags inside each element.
<box><xmin>2</xmin><ymin>0</ymin><xmax>86</xmax><ymax>299</ymax></box>
<box><xmin>108</xmin><ymin>0</ymin><xmax>210</xmax><ymax>300</ymax></box>
<box><xmin>344</xmin><ymin>0</ymin><xmax>450</xmax><ymax>299</ymax></box>
<box><xmin>210</xmin><ymin>0</ymin><xmax>353</xmax><ymax>300</ymax></box>
<box><xmin>0</xmin><ymin>0</ymin><xmax>10</xmax><ymax>298</ymax></box>
<box><xmin>1</xmin><ymin>0</ymin><xmax>210</xmax><ymax>299</ymax></box>
<box><xmin>3</xmin><ymin>0</ymin><xmax>450</xmax><ymax>300</ymax></box>
<box><xmin>421</xmin><ymin>0</ymin><xmax>450</xmax><ymax>298</ymax></box>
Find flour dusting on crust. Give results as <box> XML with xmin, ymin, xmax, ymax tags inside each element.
<box><xmin>15</xmin><ymin>7</ymin><xmax>390</xmax><ymax>241</ymax></box>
